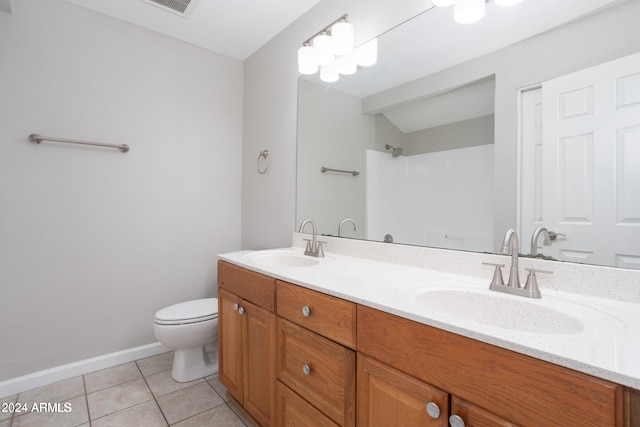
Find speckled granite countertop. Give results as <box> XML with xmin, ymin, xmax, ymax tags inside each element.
<box><xmin>219</xmin><ymin>236</ymin><xmax>640</xmax><ymax>389</ymax></box>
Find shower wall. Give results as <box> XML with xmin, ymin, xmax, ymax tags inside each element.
<box><xmin>366</xmin><ymin>145</ymin><xmax>494</xmax><ymax>251</ymax></box>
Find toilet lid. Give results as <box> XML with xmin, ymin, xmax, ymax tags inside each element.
<box><xmin>154</xmin><ymin>298</ymin><xmax>218</xmax><ymax>325</ymax></box>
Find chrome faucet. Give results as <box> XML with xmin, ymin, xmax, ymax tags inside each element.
<box><xmin>338</xmin><ymin>218</ymin><xmax>358</xmax><ymax>237</ymax></box>
<box><xmin>501</xmin><ymin>228</ymin><xmax>521</xmax><ymax>288</ymax></box>
<box><xmin>530</xmin><ymin>227</ymin><xmax>551</xmax><ymax>256</ymax></box>
<box><xmin>482</xmin><ymin>228</ymin><xmax>551</xmax><ymax>299</ymax></box>
<box><xmin>298</xmin><ymin>219</ymin><xmax>325</xmax><ymax>258</ymax></box>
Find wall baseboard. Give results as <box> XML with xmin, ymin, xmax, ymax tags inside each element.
<box><xmin>0</xmin><ymin>342</ymin><xmax>170</xmax><ymax>398</ymax></box>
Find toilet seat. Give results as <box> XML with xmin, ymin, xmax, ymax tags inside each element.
<box><xmin>154</xmin><ymin>298</ymin><xmax>218</xmax><ymax>326</ymax></box>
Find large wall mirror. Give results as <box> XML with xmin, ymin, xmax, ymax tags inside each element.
<box><xmin>296</xmin><ymin>0</ymin><xmax>640</xmax><ymax>270</ymax></box>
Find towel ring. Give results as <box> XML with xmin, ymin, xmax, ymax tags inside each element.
<box><xmin>257</xmin><ymin>150</ymin><xmax>269</xmax><ymax>174</ymax></box>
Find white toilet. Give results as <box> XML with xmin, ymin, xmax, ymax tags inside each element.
<box><xmin>153</xmin><ymin>298</ymin><xmax>219</xmax><ymax>382</ymax></box>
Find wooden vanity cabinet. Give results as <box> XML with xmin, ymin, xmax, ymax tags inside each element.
<box><xmin>218</xmin><ymin>261</ymin><xmax>276</xmax><ymax>427</ymax></box>
<box><xmin>357</xmin><ymin>304</ymin><xmax>624</xmax><ymax>427</ymax></box>
<box><xmin>276</xmin><ymin>280</ymin><xmax>356</xmax><ymax>427</ymax></box>
<box><xmin>219</xmin><ymin>263</ymin><xmax>635</xmax><ymax>427</ymax></box>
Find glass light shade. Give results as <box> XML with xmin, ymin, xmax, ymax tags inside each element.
<box><xmin>320</xmin><ymin>62</ymin><xmax>340</xmax><ymax>83</ymax></box>
<box><xmin>494</xmin><ymin>0</ymin><xmax>522</xmax><ymax>5</ymax></box>
<box><xmin>331</xmin><ymin>21</ymin><xmax>354</xmax><ymax>56</ymax></box>
<box><xmin>432</xmin><ymin>0</ymin><xmax>457</xmax><ymax>6</ymax></box>
<box><xmin>354</xmin><ymin>38</ymin><xmax>378</xmax><ymax>67</ymax></box>
<box><xmin>454</xmin><ymin>0</ymin><xmax>486</xmax><ymax>24</ymax></box>
<box><xmin>297</xmin><ymin>45</ymin><xmax>318</xmax><ymax>75</ymax></box>
<box><xmin>313</xmin><ymin>33</ymin><xmax>334</xmax><ymax>66</ymax></box>
<box><xmin>337</xmin><ymin>54</ymin><xmax>357</xmax><ymax>75</ymax></box>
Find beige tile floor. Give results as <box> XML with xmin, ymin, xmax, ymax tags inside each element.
<box><xmin>0</xmin><ymin>352</ymin><xmax>256</xmax><ymax>427</ymax></box>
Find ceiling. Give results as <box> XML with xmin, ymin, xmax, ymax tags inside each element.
<box><xmin>63</xmin><ymin>0</ymin><xmax>323</xmax><ymax>60</ymax></box>
<box><xmin>61</xmin><ymin>0</ymin><xmax>626</xmax><ymax>67</ymax></box>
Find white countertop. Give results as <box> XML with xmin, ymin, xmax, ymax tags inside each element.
<box><xmin>219</xmin><ymin>243</ymin><xmax>640</xmax><ymax>389</ymax></box>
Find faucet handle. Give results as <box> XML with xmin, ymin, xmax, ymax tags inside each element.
<box><xmin>524</xmin><ymin>268</ymin><xmax>552</xmax><ymax>298</ymax></box>
<box><xmin>316</xmin><ymin>240</ymin><xmax>327</xmax><ymax>257</ymax></box>
<box><xmin>482</xmin><ymin>262</ymin><xmax>505</xmax><ymax>288</ymax></box>
<box><xmin>303</xmin><ymin>238</ymin><xmax>312</xmax><ymax>253</ymax></box>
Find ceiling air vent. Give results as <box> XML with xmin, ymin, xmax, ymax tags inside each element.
<box><xmin>141</xmin><ymin>0</ymin><xmax>200</xmax><ymax>17</ymax></box>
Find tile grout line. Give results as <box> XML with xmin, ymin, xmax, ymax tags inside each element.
<box><xmin>135</xmin><ymin>359</ymin><xmax>170</xmax><ymax>427</ymax></box>
<box><xmin>9</xmin><ymin>393</ymin><xmax>16</xmax><ymax>427</ymax></box>
<box><xmin>81</xmin><ymin>375</ymin><xmax>91</xmax><ymax>427</ymax></box>
<box><xmin>164</xmin><ymin>378</ymin><xmax>237</xmax><ymax>427</ymax></box>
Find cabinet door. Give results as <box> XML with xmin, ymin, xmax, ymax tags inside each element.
<box><xmin>218</xmin><ymin>289</ymin><xmax>243</xmax><ymax>402</ymax></box>
<box><xmin>243</xmin><ymin>299</ymin><xmax>276</xmax><ymax>427</ymax></box>
<box><xmin>276</xmin><ymin>381</ymin><xmax>340</xmax><ymax>427</ymax></box>
<box><xmin>357</xmin><ymin>355</ymin><xmax>448</xmax><ymax>427</ymax></box>
<box><xmin>450</xmin><ymin>397</ymin><xmax>519</xmax><ymax>427</ymax></box>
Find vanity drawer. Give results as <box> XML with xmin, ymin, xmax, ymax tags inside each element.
<box><xmin>277</xmin><ymin>280</ymin><xmax>356</xmax><ymax>348</ymax></box>
<box><xmin>275</xmin><ymin>381</ymin><xmax>340</xmax><ymax>427</ymax></box>
<box><xmin>218</xmin><ymin>260</ymin><xmax>276</xmax><ymax>312</ymax></box>
<box><xmin>276</xmin><ymin>318</ymin><xmax>355</xmax><ymax>427</ymax></box>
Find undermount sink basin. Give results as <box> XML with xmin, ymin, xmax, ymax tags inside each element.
<box><xmin>244</xmin><ymin>251</ymin><xmax>322</xmax><ymax>268</ymax></box>
<box><xmin>414</xmin><ymin>289</ymin><xmax>584</xmax><ymax>334</ymax></box>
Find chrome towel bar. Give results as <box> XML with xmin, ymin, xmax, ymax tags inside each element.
<box><xmin>321</xmin><ymin>167</ymin><xmax>360</xmax><ymax>176</ymax></box>
<box><xmin>29</xmin><ymin>134</ymin><xmax>130</xmax><ymax>153</ymax></box>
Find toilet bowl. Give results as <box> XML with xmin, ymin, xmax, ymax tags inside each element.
<box><xmin>153</xmin><ymin>298</ymin><xmax>218</xmax><ymax>382</ymax></box>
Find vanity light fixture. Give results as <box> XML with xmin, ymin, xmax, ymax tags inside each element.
<box><xmin>434</xmin><ymin>0</ymin><xmax>524</xmax><ymax>25</ymax></box>
<box><xmin>454</xmin><ymin>0</ymin><xmax>486</xmax><ymax>24</ymax></box>
<box><xmin>298</xmin><ymin>14</ymin><xmax>377</xmax><ymax>83</ymax></box>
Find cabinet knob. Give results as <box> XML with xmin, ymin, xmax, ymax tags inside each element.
<box><xmin>233</xmin><ymin>303</ymin><xmax>239</xmax><ymax>311</ymax></box>
<box><xmin>426</xmin><ymin>402</ymin><xmax>440</xmax><ymax>419</ymax></box>
<box><xmin>302</xmin><ymin>305</ymin><xmax>311</xmax><ymax>317</ymax></box>
<box><xmin>238</xmin><ymin>306</ymin><xmax>245</xmax><ymax>315</ymax></box>
<box><xmin>449</xmin><ymin>415</ymin><xmax>465</xmax><ymax>427</ymax></box>
<box><xmin>302</xmin><ymin>364</ymin><xmax>311</xmax><ymax>376</ymax></box>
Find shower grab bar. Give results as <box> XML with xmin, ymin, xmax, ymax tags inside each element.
<box><xmin>321</xmin><ymin>167</ymin><xmax>360</xmax><ymax>176</ymax></box>
<box><xmin>29</xmin><ymin>134</ymin><xmax>130</xmax><ymax>153</ymax></box>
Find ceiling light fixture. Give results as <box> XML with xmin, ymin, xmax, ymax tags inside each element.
<box><xmin>434</xmin><ymin>0</ymin><xmax>523</xmax><ymax>25</ymax></box>
<box><xmin>298</xmin><ymin>14</ymin><xmax>377</xmax><ymax>83</ymax></box>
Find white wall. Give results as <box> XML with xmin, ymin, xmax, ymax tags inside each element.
<box><xmin>296</xmin><ymin>80</ymin><xmax>372</xmax><ymax>238</ymax></box>
<box><xmin>404</xmin><ymin>115</ymin><xmax>494</xmax><ymax>155</ymax></box>
<box><xmin>0</xmin><ymin>0</ymin><xmax>243</xmax><ymax>381</ymax></box>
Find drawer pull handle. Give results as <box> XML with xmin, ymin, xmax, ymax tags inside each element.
<box><xmin>426</xmin><ymin>402</ymin><xmax>440</xmax><ymax>419</ymax></box>
<box><xmin>233</xmin><ymin>303</ymin><xmax>239</xmax><ymax>311</ymax></box>
<box><xmin>449</xmin><ymin>415</ymin><xmax>465</xmax><ymax>427</ymax></box>
<box><xmin>302</xmin><ymin>364</ymin><xmax>311</xmax><ymax>376</ymax></box>
<box><xmin>238</xmin><ymin>307</ymin><xmax>245</xmax><ymax>316</ymax></box>
<box><xmin>302</xmin><ymin>305</ymin><xmax>311</xmax><ymax>317</ymax></box>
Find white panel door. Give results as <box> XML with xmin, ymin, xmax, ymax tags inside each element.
<box><xmin>542</xmin><ymin>52</ymin><xmax>640</xmax><ymax>268</ymax></box>
<box><xmin>519</xmin><ymin>87</ymin><xmax>543</xmax><ymax>255</ymax></box>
